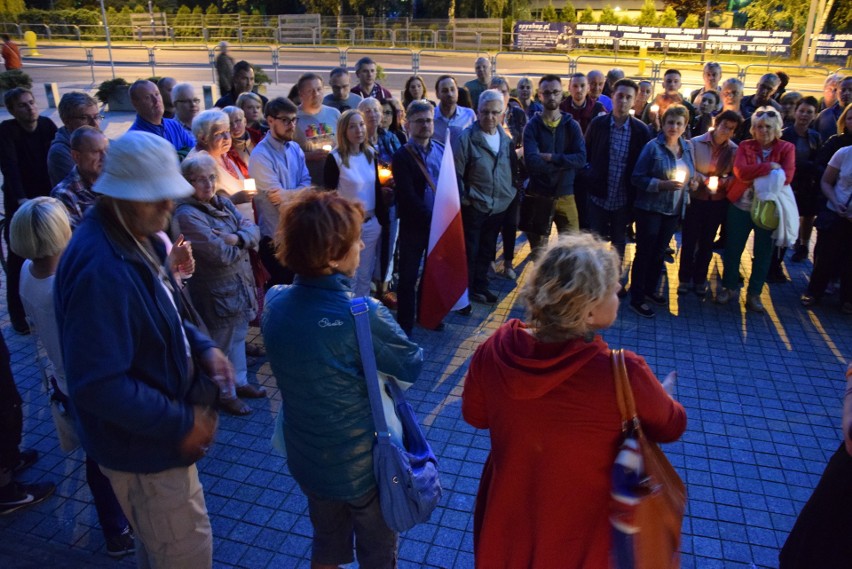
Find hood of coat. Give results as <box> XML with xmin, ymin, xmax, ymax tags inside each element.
<box><xmin>477</xmin><ymin>319</ymin><xmax>608</xmax><ymax>400</ymax></box>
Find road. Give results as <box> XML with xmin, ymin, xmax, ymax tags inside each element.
<box><xmin>16</xmin><ymin>42</ymin><xmax>831</xmax><ymax>98</ymax></box>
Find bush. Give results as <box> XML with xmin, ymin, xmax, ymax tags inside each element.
<box><xmin>0</xmin><ymin>69</ymin><xmax>32</xmax><ymax>91</ymax></box>
<box><xmin>252</xmin><ymin>65</ymin><xmax>270</xmax><ymax>85</ymax></box>
<box><xmin>95</xmin><ymin>77</ymin><xmax>130</xmax><ymax>105</ymax></box>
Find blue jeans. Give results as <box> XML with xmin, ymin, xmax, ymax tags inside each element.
<box><xmin>630</xmin><ymin>209</ymin><xmax>680</xmax><ymax>303</ymax></box>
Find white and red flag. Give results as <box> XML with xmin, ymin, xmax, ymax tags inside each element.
<box><xmin>418</xmin><ymin>133</ymin><xmax>468</xmax><ymax>329</ymax></box>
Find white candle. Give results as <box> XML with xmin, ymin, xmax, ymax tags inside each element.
<box><xmin>707</xmin><ymin>176</ymin><xmax>719</xmax><ymax>193</ymax></box>
<box><xmin>243</xmin><ymin>178</ymin><xmax>256</xmax><ymax>193</ymax></box>
<box><xmin>322</xmin><ymin>144</ymin><xmax>333</xmax><ymax>152</ymax></box>
<box><xmin>674</xmin><ymin>169</ymin><xmax>687</xmax><ymax>183</ymax></box>
<box><xmin>629</xmin><ymin>109</ymin><xmax>636</xmax><ymax>116</ymax></box>
<box><xmin>650</xmin><ymin>104</ymin><xmax>660</xmax><ymax>114</ymax></box>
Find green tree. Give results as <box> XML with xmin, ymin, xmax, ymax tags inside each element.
<box><xmin>0</xmin><ymin>0</ymin><xmax>25</xmax><ymax>16</ymax></box>
<box><xmin>827</xmin><ymin>0</ymin><xmax>852</xmax><ymax>32</ymax></box>
<box><xmin>739</xmin><ymin>0</ymin><xmax>808</xmax><ymax>31</ymax></box>
<box><xmin>483</xmin><ymin>0</ymin><xmax>507</xmax><ymax>18</ymax></box>
<box><xmin>659</xmin><ymin>6</ymin><xmax>678</xmax><ymax>26</ymax></box>
<box><xmin>192</xmin><ymin>5</ymin><xmax>203</xmax><ymax>14</ymax></box>
<box><xmin>599</xmin><ymin>4</ymin><xmax>620</xmax><ymax>24</ymax></box>
<box><xmin>681</xmin><ymin>13</ymin><xmax>699</xmax><ymax>27</ymax></box>
<box><xmin>636</xmin><ymin>0</ymin><xmax>658</xmax><ymax>26</ymax></box>
<box><xmin>560</xmin><ymin>0</ymin><xmax>577</xmax><ymax>23</ymax></box>
<box><xmin>541</xmin><ymin>1</ymin><xmax>559</xmax><ymax>21</ymax></box>
<box><xmin>579</xmin><ymin>4</ymin><xmax>595</xmax><ymax>23</ymax></box>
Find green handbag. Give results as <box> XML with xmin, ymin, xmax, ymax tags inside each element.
<box><xmin>751</xmin><ymin>197</ymin><xmax>779</xmax><ymax>231</ymax></box>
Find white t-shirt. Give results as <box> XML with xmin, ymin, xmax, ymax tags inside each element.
<box><xmin>19</xmin><ymin>262</ymin><xmax>66</xmax><ymax>393</ymax></box>
<box><xmin>333</xmin><ymin>150</ymin><xmax>376</xmax><ymax>212</ymax></box>
<box><xmin>483</xmin><ymin>130</ymin><xmax>501</xmax><ymax>154</ymax></box>
<box><xmin>828</xmin><ymin>145</ymin><xmax>852</xmax><ymax>213</ymax></box>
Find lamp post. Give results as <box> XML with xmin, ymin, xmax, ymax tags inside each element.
<box><xmin>98</xmin><ymin>0</ymin><xmax>116</xmax><ymax>79</ymax></box>
<box><xmin>701</xmin><ymin>0</ymin><xmax>711</xmax><ymax>62</ymax></box>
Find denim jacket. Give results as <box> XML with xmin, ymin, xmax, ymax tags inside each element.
<box><xmin>632</xmin><ymin>134</ymin><xmax>695</xmax><ymax>217</ymax></box>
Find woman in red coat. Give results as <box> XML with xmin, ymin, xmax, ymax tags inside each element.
<box><xmin>462</xmin><ymin>233</ymin><xmax>687</xmax><ymax>568</ymax></box>
<box><xmin>716</xmin><ymin>106</ymin><xmax>795</xmax><ymax>312</ymax></box>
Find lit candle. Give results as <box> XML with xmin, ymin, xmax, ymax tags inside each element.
<box><xmin>674</xmin><ymin>169</ymin><xmax>687</xmax><ymax>184</ymax></box>
<box><xmin>322</xmin><ymin>144</ymin><xmax>333</xmax><ymax>152</ymax></box>
<box><xmin>707</xmin><ymin>176</ymin><xmax>719</xmax><ymax>193</ymax></box>
<box><xmin>243</xmin><ymin>178</ymin><xmax>256</xmax><ymax>193</ymax></box>
<box><xmin>378</xmin><ymin>167</ymin><xmax>393</xmax><ymax>185</ymax></box>
<box><xmin>629</xmin><ymin>109</ymin><xmax>635</xmax><ymax>116</ymax></box>
<box><xmin>650</xmin><ymin>104</ymin><xmax>660</xmax><ymax>114</ymax></box>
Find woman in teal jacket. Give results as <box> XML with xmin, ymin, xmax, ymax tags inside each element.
<box><xmin>262</xmin><ymin>189</ymin><xmax>422</xmax><ymax>569</ymax></box>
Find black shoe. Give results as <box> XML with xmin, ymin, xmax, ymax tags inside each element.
<box><xmin>471</xmin><ymin>289</ymin><xmax>498</xmax><ymax>304</ymax></box>
<box><xmin>12</xmin><ymin>449</ymin><xmax>38</xmax><ymax>475</ymax></box>
<box><xmin>647</xmin><ymin>293</ymin><xmax>667</xmax><ymax>306</ymax></box>
<box><xmin>429</xmin><ymin>322</ymin><xmax>446</xmax><ymax>332</ymax></box>
<box><xmin>456</xmin><ymin>304</ymin><xmax>472</xmax><ymax>316</ymax></box>
<box><xmin>630</xmin><ymin>301</ymin><xmax>655</xmax><ymax>318</ymax></box>
<box><xmin>0</xmin><ymin>481</ymin><xmax>56</xmax><ymax>515</ymax></box>
<box><xmin>617</xmin><ymin>286</ymin><xmax>629</xmax><ymax>299</ymax></box>
<box><xmin>106</xmin><ymin>527</ymin><xmax>135</xmax><ymax>558</ymax></box>
<box><xmin>11</xmin><ymin>320</ymin><xmax>30</xmax><ymax>335</ymax></box>
<box><xmin>712</xmin><ymin>239</ymin><xmax>726</xmax><ymax>250</ymax></box>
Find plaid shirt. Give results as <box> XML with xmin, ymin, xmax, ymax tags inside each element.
<box><xmin>592</xmin><ymin>116</ymin><xmax>631</xmax><ymax>211</ymax></box>
<box><xmin>50</xmin><ymin>166</ymin><xmax>99</xmax><ymax>229</ymax></box>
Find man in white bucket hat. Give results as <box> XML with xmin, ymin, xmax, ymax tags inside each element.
<box><xmin>55</xmin><ymin>131</ymin><xmax>234</xmax><ymax>569</ymax></box>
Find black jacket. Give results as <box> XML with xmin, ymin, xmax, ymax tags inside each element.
<box><xmin>583</xmin><ymin>114</ymin><xmax>651</xmax><ymax>206</ymax></box>
<box><xmin>391</xmin><ymin>141</ymin><xmax>445</xmax><ymax>235</ymax></box>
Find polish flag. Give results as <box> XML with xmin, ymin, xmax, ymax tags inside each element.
<box><xmin>418</xmin><ymin>133</ymin><xmax>468</xmax><ymax>329</ymax></box>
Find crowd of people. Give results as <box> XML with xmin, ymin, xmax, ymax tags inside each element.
<box><xmin>1</xmin><ymin>51</ymin><xmax>851</xmax><ymax>568</ymax></box>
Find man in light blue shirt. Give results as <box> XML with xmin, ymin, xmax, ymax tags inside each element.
<box><xmin>433</xmin><ymin>74</ymin><xmax>475</xmax><ymax>146</ymax></box>
<box><xmin>126</xmin><ymin>80</ymin><xmax>195</xmax><ymax>156</ymax></box>
<box><xmin>248</xmin><ymin>97</ymin><xmax>311</xmax><ymax>285</ymax></box>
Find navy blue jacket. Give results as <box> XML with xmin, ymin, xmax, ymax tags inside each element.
<box><xmin>523</xmin><ymin>112</ymin><xmax>587</xmax><ymax>197</ymax></box>
<box><xmin>583</xmin><ymin>114</ymin><xmax>652</xmax><ymax>206</ymax></box>
<box><xmin>55</xmin><ymin>202</ymin><xmax>217</xmax><ymax>473</ymax></box>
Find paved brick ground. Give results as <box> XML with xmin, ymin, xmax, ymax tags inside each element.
<box><xmin>1</xmin><ymin>89</ymin><xmax>851</xmax><ymax>568</ymax></box>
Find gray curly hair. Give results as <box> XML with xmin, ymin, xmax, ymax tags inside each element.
<box><xmin>520</xmin><ymin>233</ymin><xmax>621</xmax><ymax>341</ymax></box>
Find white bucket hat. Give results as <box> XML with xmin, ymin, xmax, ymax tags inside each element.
<box><xmin>93</xmin><ymin>131</ymin><xmax>193</xmax><ymax>202</ymax></box>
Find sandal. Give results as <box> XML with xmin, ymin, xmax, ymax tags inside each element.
<box><xmin>219</xmin><ymin>397</ymin><xmax>252</xmax><ymax>416</ymax></box>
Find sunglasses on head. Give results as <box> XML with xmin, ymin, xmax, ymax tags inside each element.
<box><xmin>755</xmin><ymin>110</ymin><xmax>778</xmax><ymax>119</ymax></box>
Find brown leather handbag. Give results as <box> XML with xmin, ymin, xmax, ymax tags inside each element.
<box><xmin>612</xmin><ymin>349</ymin><xmax>686</xmax><ymax>569</ymax></box>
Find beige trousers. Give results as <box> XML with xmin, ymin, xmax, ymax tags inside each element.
<box><xmin>101</xmin><ymin>463</ymin><xmax>212</xmax><ymax>569</ymax></box>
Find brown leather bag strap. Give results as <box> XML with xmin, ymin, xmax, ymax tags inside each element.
<box><xmin>612</xmin><ymin>349</ymin><xmax>640</xmax><ymax>431</ymax></box>
<box><xmin>404</xmin><ymin>144</ymin><xmax>438</xmax><ymax>193</ymax></box>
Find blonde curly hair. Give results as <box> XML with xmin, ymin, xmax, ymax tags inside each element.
<box><xmin>520</xmin><ymin>233</ymin><xmax>621</xmax><ymax>341</ymax></box>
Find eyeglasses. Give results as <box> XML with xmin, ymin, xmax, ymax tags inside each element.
<box><xmin>755</xmin><ymin>110</ymin><xmax>779</xmax><ymax>119</ymax></box>
<box><xmin>211</xmin><ymin>130</ymin><xmax>231</xmax><ymax>140</ymax></box>
<box><xmin>175</xmin><ymin>98</ymin><xmax>201</xmax><ymax>105</ymax></box>
<box><xmin>73</xmin><ymin>114</ymin><xmax>105</xmax><ymax>123</ymax></box>
<box><xmin>189</xmin><ymin>174</ymin><xmax>216</xmax><ymax>186</ymax></box>
<box><xmin>540</xmin><ymin>90</ymin><xmax>562</xmax><ymax>97</ymax></box>
<box><xmin>270</xmin><ymin>116</ymin><xmax>297</xmax><ymax>125</ymax></box>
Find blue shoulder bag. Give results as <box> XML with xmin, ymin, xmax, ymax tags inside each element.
<box><xmin>350</xmin><ymin>297</ymin><xmax>442</xmax><ymax>532</ymax></box>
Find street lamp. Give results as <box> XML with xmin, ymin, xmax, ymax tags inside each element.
<box><xmin>98</xmin><ymin>0</ymin><xmax>116</xmax><ymax>79</ymax></box>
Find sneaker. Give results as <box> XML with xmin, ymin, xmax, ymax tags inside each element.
<box><xmin>694</xmin><ymin>282</ymin><xmax>708</xmax><ymax>297</ymax></box>
<box><xmin>676</xmin><ymin>282</ymin><xmax>691</xmax><ymax>295</ymax></box>
<box><xmin>11</xmin><ymin>320</ymin><xmax>30</xmax><ymax>336</ymax></box>
<box><xmin>501</xmin><ymin>266</ymin><xmax>518</xmax><ymax>280</ymax></box>
<box><xmin>716</xmin><ymin>288</ymin><xmax>733</xmax><ymax>304</ymax></box>
<box><xmin>791</xmin><ymin>245</ymin><xmax>808</xmax><ymax>263</ymax></box>
<box><xmin>106</xmin><ymin>527</ymin><xmax>135</xmax><ymax>558</ymax></box>
<box><xmin>456</xmin><ymin>304</ymin><xmax>472</xmax><ymax>316</ymax></box>
<box><xmin>630</xmin><ymin>301</ymin><xmax>655</xmax><ymax>318</ymax></box>
<box><xmin>800</xmin><ymin>294</ymin><xmax>818</xmax><ymax>307</ymax></box>
<box><xmin>471</xmin><ymin>289</ymin><xmax>498</xmax><ymax>304</ymax></box>
<box><xmin>0</xmin><ymin>481</ymin><xmax>56</xmax><ymax>515</ymax></box>
<box><xmin>648</xmin><ymin>293</ymin><xmax>667</xmax><ymax>306</ymax></box>
<box><xmin>12</xmin><ymin>449</ymin><xmax>38</xmax><ymax>475</ymax></box>
<box><xmin>746</xmin><ymin>294</ymin><xmax>765</xmax><ymax>313</ymax></box>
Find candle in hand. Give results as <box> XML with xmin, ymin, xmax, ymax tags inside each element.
<box><xmin>707</xmin><ymin>176</ymin><xmax>719</xmax><ymax>193</ymax></box>
<box><xmin>378</xmin><ymin>167</ymin><xmax>393</xmax><ymax>185</ymax></box>
<box><xmin>629</xmin><ymin>109</ymin><xmax>636</xmax><ymax>116</ymax></box>
<box><xmin>322</xmin><ymin>144</ymin><xmax>333</xmax><ymax>152</ymax></box>
<box><xmin>674</xmin><ymin>169</ymin><xmax>687</xmax><ymax>184</ymax></box>
<box><xmin>243</xmin><ymin>178</ymin><xmax>256</xmax><ymax>193</ymax></box>
<box><xmin>650</xmin><ymin>104</ymin><xmax>660</xmax><ymax>114</ymax></box>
